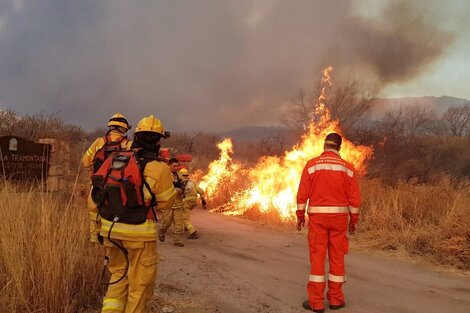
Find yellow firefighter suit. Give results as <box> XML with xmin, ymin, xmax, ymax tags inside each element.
<box><xmin>160</xmin><ymin>188</ymin><xmax>185</xmax><ymax>245</ymax></box>
<box><xmin>83</xmin><ymin>130</ymin><xmax>132</xmax><ymax>243</ymax></box>
<box><xmin>182</xmin><ymin>180</ymin><xmax>205</xmax><ymax>235</ymax></box>
<box><xmin>82</xmin><ymin>131</ymin><xmax>133</xmax><ymax>171</ymax></box>
<box><xmin>93</xmin><ymin>160</ymin><xmax>176</xmax><ymax>313</ymax></box>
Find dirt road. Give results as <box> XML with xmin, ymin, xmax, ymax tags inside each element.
<box><xmin>156</xmin><ymin>209</ymin><xmax>470</xmax><ymax>313</ymax></box>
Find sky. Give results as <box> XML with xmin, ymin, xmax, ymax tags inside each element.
<box><xmin>0</xmin><ymin>0</ymin><xmax>469</xmax><ymax>132</ymax></box>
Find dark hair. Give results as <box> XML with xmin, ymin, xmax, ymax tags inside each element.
<box><xmin>324</xmin><ymin>133</ymin><xmax>342</xmax><ymax>149</ymax></box>
<box><xmin>169</xmin><ymin>158</ymin><xmax>179</xmax><ymax>164</ymax></box>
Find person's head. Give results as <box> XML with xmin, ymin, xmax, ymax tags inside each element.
<box><xmin>108</xmin><ymin>113</ymin><xmax>131</xmax><ymax>134</ymax></box>
<box><xmin>133</xmin><ymin>115</ymin><xmax>167</xmax><ymax>153</ymax></box>
<box><xmin>169</xmin><ymin>158</ymin><xmax>180</xmax><ymax>173</ymax></box>
<box><xmin>324</xmin><ymin>133</ymin><xmax>342</xmax><ymax>151</ymax></box>
<box><xmin>179</xmin><ymin>168</ymin><xmax>190</xmax><ymax>182</ymax></box>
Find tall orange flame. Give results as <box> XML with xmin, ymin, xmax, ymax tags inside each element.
<box><xmin>201</xmin><ymin>66</ymin><xmax>373</xmax><ymax>220</ymax></box>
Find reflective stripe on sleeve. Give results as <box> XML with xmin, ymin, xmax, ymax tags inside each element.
<box><xmin>297</xmin><ymin>203</ymin><xmax>307</xmax><ymax>211</ymax></box>
<box><xmin>307</xmin><ymin>164</ymin><xmax>354</xmax><ymax>177</ymax></box>
<box><xmin>307</xmin><ymin>206</ymin><xmax>349</xmax><ymax>214</ymax></box>
<box><xmin>349</xmin><ymin>206</ymin><xmax>359</xmax><ymax>214</ymax></box>
<box><xmin>155</xmin><ymin>186</ymin><xmax>177</xmax><ymax>201</ymax></box>
<box><xmin>328</xmin><ymin>273</ymin><xmax>346</xmax><ymax>283</ymax></box>
<box><xmin>309</xmin><ymin>274</ymin><xmax>325</xmax><ymax>283</ymax></box>
<box><xmin>102</xmin><ymin>298</ymin><xmax>125</xmax><ymax>312</ymax></box>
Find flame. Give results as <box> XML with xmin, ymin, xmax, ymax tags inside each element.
<box><xmin>198</xmin><ymin>138</ymin><xmax>241</xmax><ymax>197</ymax></box>
<box><xmin>200</xmin><ymin>66</ymin><xmax>373</xmax><ymax>220</ymax></box>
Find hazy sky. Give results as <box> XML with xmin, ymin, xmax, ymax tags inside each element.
<box><xmin>0</xmin><ymin>0</ymin><xmax>469</xmax><ymax>131</ymax></box>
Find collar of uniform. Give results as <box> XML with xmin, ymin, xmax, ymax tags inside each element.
<box><xmin>323</xmin><ymin>149</ymin><xmax>340</xmax><ymax>156</ymax></box>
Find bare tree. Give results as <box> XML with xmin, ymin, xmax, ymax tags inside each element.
<box><xmin>441</xmin><ymin>105</ymin><xmax>470</xmax><ymax>136</ymax></box>
<box><xmin>282</xmin><ymin>80</ymin><xmax>375</xmax><ymax>133</ymax></box>
<box><xmin>0</xmin><ymin>109</ymin><xmax>19</xmax><ymax>135</ymax></box>
<box><xmin>329</xmin><ymin>81</ymin><xmax>375</xmax><ymax>131</ymax></box>
<box><xmin>166</xmin><ymin>132</ymin><xmax>199</xmax><ymax>154</ymax></box>
<box><xmin>12</xmin><ymin>111</ymin><xmax>63</xmax><ymax>140</ymax></box>
<box><xmin>258</xmin><ymin>130</ymin><xmax>286</xmax><ymax>156</ymax></box>
<box><xmin>380</xmin><ymin>104</ymin><xmax>436</xmax><ymax>138</ymax></box>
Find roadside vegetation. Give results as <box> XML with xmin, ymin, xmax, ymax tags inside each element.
<box><xmin>0</xmin><ymin>182</ymin><xmax>104</xmax><ymax>312</ymax></box>
<box><xmin>358</xmin><ymin>179</ymin><xmax>470</xmax><ymax>269</ymax></box>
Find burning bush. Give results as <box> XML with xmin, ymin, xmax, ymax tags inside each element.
<box><xmin>199</xmin><ymin>67</ymin><xmax>373</xmax><ymax>220</ymax></box>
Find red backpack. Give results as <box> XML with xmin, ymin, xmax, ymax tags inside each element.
<box><xmin>91</xmin><ymin>151</ymin><xmax>155</xmax><ymax>224</ymax></box>
<box><xmin>92</xmin><ymin>135</ymin><xmax>128</xmax><ymax>174</ymax></box>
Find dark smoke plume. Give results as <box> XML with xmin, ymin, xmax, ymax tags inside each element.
<box><xmin>331</xmin><ymin>1</ymin><xmax>454</xmax><ymax>87</ymax></box>
<box><xmin>0</xmin><ymin>0</ymin><xmax>461</xmax><ymax>131</ymax></box>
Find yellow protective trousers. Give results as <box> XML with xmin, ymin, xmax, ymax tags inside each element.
<box><xmin>101</xmin><ymin>239</ymin><xmax>158</xmax><ymax>313</ymax></box>
<box><xmin>161</xmin><ymin>207</ymin><xmax>184</xmax><ymax>244</ymax></box>
<box><xmin>182</xmin><ymin>201</ymin><xmax>197</xmax><ymax>235</ymax></box>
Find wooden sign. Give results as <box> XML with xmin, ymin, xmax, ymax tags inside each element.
<box><xmin>0</xmin><ymin>136</ymin><xmax>51</xmax><ymax>181</ymax></box>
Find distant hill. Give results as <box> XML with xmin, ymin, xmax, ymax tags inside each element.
<box><xmin>220</xmin><ymin>96</ymin><xmax>470</xmax><ymax>143</ymax></box>
<box><xmin>370</xmin><ymin>96</ymin><xmax>470</xmax><ymax>117</ymax></box>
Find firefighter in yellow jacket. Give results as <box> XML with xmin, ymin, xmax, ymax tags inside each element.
<box><xmin>180</xmin><ymin>168</ymin><xmax>206</xmax><ymax>240</ymax></box>
<box><xmin>88</xmin><ymin>115</ymin><xmax>176</xmax><ymax>313</ymax></box>
<box><xmin>83</xmin><ymin>113</ymin><xmax>133</xmax><ymax>243</ymax></box>
<box><xmin>82</xmin><ymin>113</ymin><xmax>133</xmax><ymax>174</ymax></box>
<box><xmin>158</xmin><ymin>158</ymin><xmax>185</xmax><ymax>247</ymax></box>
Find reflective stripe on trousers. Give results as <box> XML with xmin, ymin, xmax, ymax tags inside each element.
<box><xmin>309</xmin><ymin>274</ymin><xmax>346</xmax><ymax>283</ymax></box>
<box><xmin>102</xmin><ymin>298</ymin><xmax>125</xmax><ymax>312</ymax></box>
<box><xmin>307</xmin><ymin>206</ymin><xmax>349</xmax><ymax>214</ymax></box>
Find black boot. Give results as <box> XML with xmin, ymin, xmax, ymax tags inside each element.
<box><xmin>302</xmin><ymin>300</ymin><xmax>324</xmax><ymax>313</ymax></box>
<box><xmin>187</xmin><ymin>231</ymin><xmax>199</xmax><ymax>239</ymax></box>
<box><xmin>329</xmin><ymin>303</ymin><xmax>345</xmax><ymax>310</ymax></box>
<box><xmin>158</xmin><ymin>230</ymin><xmax>165</xmax><ymax>242</ymax></box>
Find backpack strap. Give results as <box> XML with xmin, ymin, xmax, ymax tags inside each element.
<box><xmin>137</xmin><ymin>156</ymin><xmax>158</xmax><ymax>222</ymax></box>
<box><xmin>134</xmin><ymin>150</ymin><xmax>157</xmax><ymax>208</ymax></box>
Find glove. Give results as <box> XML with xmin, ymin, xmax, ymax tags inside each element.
<box><xmin>296</xmin><ymin>210</ymin><xmax>305</xmax><ymax>231</ymax></box>
<box><xmin>173</xmin><ymin>180</ymin><xmax>183</xmax><ymax>189</ymax></box>
<box><xmin>349</xmin><ymin>221</ymin><xmax>357</xmax><ymax>235</ymax></box>
<box><xmin>201</xmin><ymin>198</ymin><xmax>207</xmax><ymax>209</ymax></box>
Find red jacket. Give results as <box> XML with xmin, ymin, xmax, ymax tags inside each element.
<box><xmin>296</xmin><ymin>149</ymin><xmax>360</xmax><ymax>224</ymax></box>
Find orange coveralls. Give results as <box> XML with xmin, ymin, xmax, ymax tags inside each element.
<box><xmin>296</xmin><ymin>149</ymin><xmax>360</xmax><ymax>310</ymax></box>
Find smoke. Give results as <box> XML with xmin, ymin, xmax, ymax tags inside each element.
<box><xmin>330</xmin><ymin>0</ymin><xmax>455</xmax><ymax>87</ymax></box>
<box><xmin>0</xmin><ymin>0</ymin><xmax>460</xmax><ymax>131</ymax></box>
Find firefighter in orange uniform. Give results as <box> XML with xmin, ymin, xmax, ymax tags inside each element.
<box><xmin>96</xmin><ymin>115</ymin><xmax>176</xmax><ymax>313</ymax></box>
<box><xmin>296</xmin><ymin>133</ymin><xmax>360</xmax><ymax>313</ymax></box>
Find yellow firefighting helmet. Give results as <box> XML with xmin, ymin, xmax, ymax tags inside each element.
<box><xmin>179</xmin><ymin>168</ymin><xmax>190</xmax><ymax>179</ymax></box>
<box><xmin>134</xmin><ymin>115</ymin><xmax>167</xmax><ymax>136</ymax></box>
<box><xmin>108</xmin><ymin>113</ymin><xmax>131</xmax><ymax>130</ymax></box>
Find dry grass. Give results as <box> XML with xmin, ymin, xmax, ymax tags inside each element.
<box><xmin>0</xmin><ymin>182</ymin><xmax>202</xmax><ymax>313</ymax></box>
<box><xmin>0</xmin><ymin>182</ymin><xmax>105</xmax><ymax>312</ymax></box>
<box><xmin>357</xmin><ymin>179</ymin><xmax>470</xmax><ymax>269</ymax></box>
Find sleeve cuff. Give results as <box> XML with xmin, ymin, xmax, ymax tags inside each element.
<box><xmin>297</xmin><ymin>203</ymin><xmax>307</xmax><ymax>211</ymax></box>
